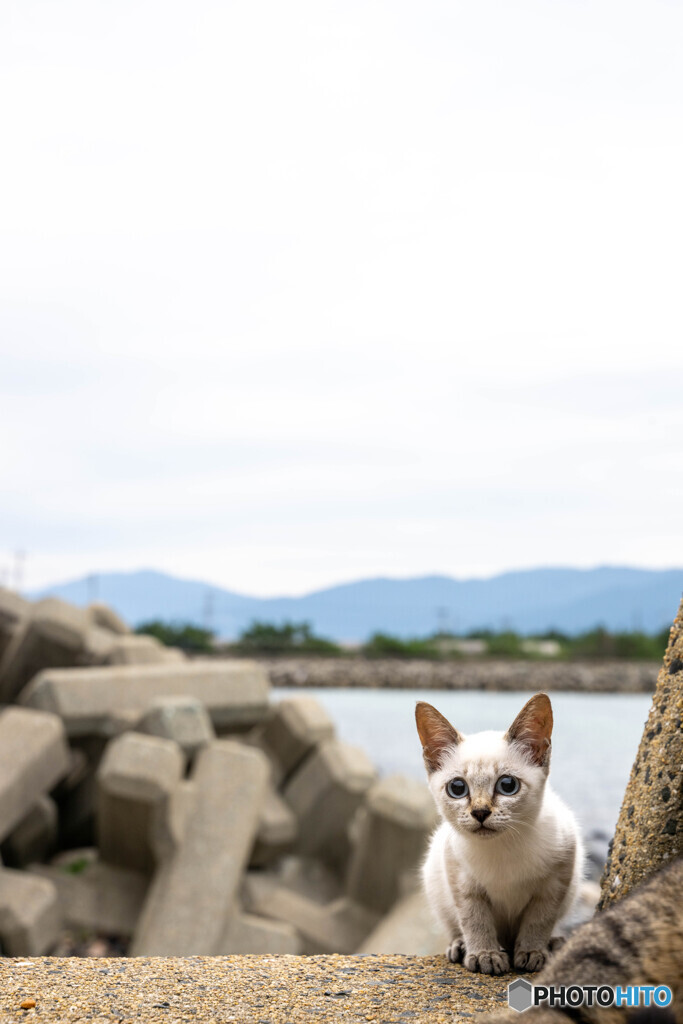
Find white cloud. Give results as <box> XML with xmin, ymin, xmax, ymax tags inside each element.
<box><xmin>1</xmin><ymin>0</ymin><xmax>682</xmax><ymax>593</ymax></box>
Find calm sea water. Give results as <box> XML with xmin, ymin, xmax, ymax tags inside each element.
<box><xmin>274</xmin><ymin>688</ymin><xmax>652</xmax><ymax>841</ymax></box>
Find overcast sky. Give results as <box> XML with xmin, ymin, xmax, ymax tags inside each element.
<box><xmin>1</xmin><ymin>0</ymin><xmax>682</xmax><ymax>596</ymax></box>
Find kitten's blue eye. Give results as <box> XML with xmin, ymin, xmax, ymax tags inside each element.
<box><xmin>495</xmin><ymin>775</ymin><xmax>520</xmax><ymax>795</ymax></box>
<box><xmin>446</xmin><ymin>778</ymin><xmax>469</xmax><ymax>799</ymax></box>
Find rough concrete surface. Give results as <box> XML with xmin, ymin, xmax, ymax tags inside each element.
<box><xmin>0</xmin><ymin>955</ymin><xmax>510</xmax><ymax>1023</ymax></box>
<box><xmin>599</xmin><ymin>596</ymin><xmax>683</xmax><ymax>908</ymax></box>
<box><xmin>20</xmin><ymin>661</ymin><xmax>270</xmax><ymax>737</ymax></box>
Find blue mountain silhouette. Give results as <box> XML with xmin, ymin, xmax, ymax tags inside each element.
<box><xmin>31</xmin><ymin>566</ymin><xmax>682</xmax><ymax>641</ymax></box>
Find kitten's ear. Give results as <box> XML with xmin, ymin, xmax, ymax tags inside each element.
<box><xmin>505</xmin><ymin>693</ymin><xmax>553</xmax><ymax>767</ymax></box>
<box><xmin>415</xmin><ymin>702</ymin><xmax>462</xmax><ymax>773</ymax></box>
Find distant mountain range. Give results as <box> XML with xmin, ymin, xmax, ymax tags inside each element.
<box><xmin>30</xmin><ymin>567</ymin><xmax>683</xmax><ymax>642</ymax></box>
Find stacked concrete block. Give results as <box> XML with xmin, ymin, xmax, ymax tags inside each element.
<box><xmin>260</xmin><ymin>697</ymin><xmax>335</xmax><ymax>780</ymax></box>
<box><xmin>219</xmin><ymin>910</ymin><xmax>302</xmax><ymax>954</ymax></box>
<box><xmin>0</xmin><ymin>587</ymin><xmax>441</xmax><ymax>958</ymax></box>
<box><xmin>273</xmin><ymin>854</ymin><xmax>343</xmax><ymax>904</ymax></box>
<box><xmin>103</xmin><ymin>635</ymin><xmax>185</xmax><ymax>665</ymax></box>
<box><xmin>30</xmin><ymin>855</ymin><xmax>147</xmax><ymax>938</ymax></box>
<box><xmin>21</xmin><ymin>660</ymin><xmax>270</xmax><ymax>737</ymax></box>
<box><xmin>0</xmin><ymin>598</ymin><xmax>93</xmax><ymax>703</ymax></box>
<box><xmin>137</xmin><ymin>695</ymin><xmax>215</xmax><ymax>761</ymax></box>
<box><xmin>250</xmin><ymin>786</ymin><xmax>298</xmax><ymax>867</ymax></box>
<box><xmin>0</xmin><ymin>867</ymin><xmax>60</xmax><ymax>955</ymax></box>
<box><xmin>0</xmin><ymin>707</ymin><xmax>70</xmax><ymax>842</ymax></box>
<box><xmin>0</xmin><ymin>587</ymin><xmax>28</xmax><ymax>661</ymax></box>
<box><xmin>346</xmin><ymin>774</ymin><xmax>437</xmax><ymax>913</ymax></box>
<box><xmin>131</xmin><ymin>741</ymin><xmax>269</xmax><ymax>955</ymax></box>
<box><xmin>86</xmin><ymin>602</ymin><xmax>129</xmax><ymax>635</ymax></box>
<box><xmin>283</xmin><ymin>738</ymin><xmax>377</xmax><ymax>872</ymax></box>
<box><xmin>97</xmin><ymin>733</ymin><xmax>184</xmax><ymax>874</ymax></box>
<box><xmin>357</xmin><ymin>888</ymin><xmax>448</xmax><ymax>955</ymax></box>
<box><xmin>243</xmin><ymin>873</ymin><xmax>379</xmax><ymax>954</ymax></box>
<box><xmin>1</xmin><ymin>795</ymin><xmax>58</xmax><ymax>868</ymax></box>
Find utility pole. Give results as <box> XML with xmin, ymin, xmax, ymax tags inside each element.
<box><xmin>87</xmin><ymin>574</ymin><xmax>99</xmax><ymax>604</ymax></box>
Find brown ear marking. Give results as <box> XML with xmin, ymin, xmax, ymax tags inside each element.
<box><xmin>415</xmin><ymin>701</ymin><xmax>462</xmax><ymax>773</ymax></box>
<box><xmin>505</xmin><ymin>692</ymin><xmax>553</xmax><ymax>767</ymax></box>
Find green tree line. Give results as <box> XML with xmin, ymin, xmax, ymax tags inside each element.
<box><xmin>136</xmin><ymin>618</ymin><xmax>670</xmax><ymax>660</ymax></box>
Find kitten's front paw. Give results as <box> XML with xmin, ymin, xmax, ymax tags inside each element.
<box><xmin>514</xmin><ymin>948</ymin><xmax>548</xmax><ymax>972</ymax></box>
<box><xmin>464</xmin><ymin>949</ymin><xmax>510</xmax><ymax>975</ymax></box>
<box><xmin>445</xmin><ymin>939</ymin><xmax>465</xmax><ymax>963</ymax></box>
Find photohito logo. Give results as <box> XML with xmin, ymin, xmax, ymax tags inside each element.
<box><xmin>507</xmin><ymin>978</ymin><xmax>673</xmax><ymax>1013</ymax></box>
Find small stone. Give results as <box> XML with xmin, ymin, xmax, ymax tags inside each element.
<box><xmin>20</xmin><ymin>999</ymin><xmax>36</xmax><ymax>1010</ymax></box>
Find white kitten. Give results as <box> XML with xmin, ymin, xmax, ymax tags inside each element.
<box><xmin>416</xmin><ymin>693</ymin><xmax>582</xmax><ymax>975</ymax></box>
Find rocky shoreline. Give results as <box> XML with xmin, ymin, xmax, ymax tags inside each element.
<box><xmin>261</xmin><ymin>656</ymin><xmax>659</xmax><ymax>692</ymax></box>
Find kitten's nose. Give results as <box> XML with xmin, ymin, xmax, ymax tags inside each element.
<box><xmin>471</xmin><ymin>806</ymin><xmax>492</xmax><ymax>823</ymax></box>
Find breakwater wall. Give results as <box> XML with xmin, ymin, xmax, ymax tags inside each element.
<box><xmin>262</xmin><ymin>656</ymin><xmax>659</xmax><ymax>692</ymax></box>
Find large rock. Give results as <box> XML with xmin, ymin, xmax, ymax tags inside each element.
<box><xmin>599</xmin><ymin>596</ymin><xmax>683</xmax><ymax>908</ymax></box>
<box><xmin>130</xmin><ymin>740</ymin><xmax>269</xmax><ymax>955</ymax></box>
<box><xmin>0</xmin><ymin>587</ymin><xmax>29</xmax><ymax>661</ymax></box>
<box><xmin>0</xmin><ymin>867</ymin><xmax>60</xmax><ymax>955</ymax></box>
<box><xmin>30</xmin><ymin>853</ymin><xmax>147</xmax><ymax>937</ymax></box>
<box><xmin>0</xmin><ymin>598</ymin><xmax>92</xmax><ymax>703</ymax></box>
<box><xmin>260</xmin><ymin>697</ymin><xmax>335</xmax><ymax>780</ymax></box>
<box><xmin>346</xmin><ymin>774</ymin><xmax>436</xmax><ymax>913</ymax></box>
<box><xmin>0</xmin><ymin>707</ymin><xmax>70</xmax><ymax>843</ymax></box>
<box><xmin>97</xmin><ymin>732</ymin><xmax>184</xmax><ymax>873</ymax></box>
<box><xmin>20</xmin><ymin>659</ymin><xmax>270</xmax><ymax>737</ymax></box>
<box><xmin>283</xmin><ymin>738</ymin><xmax>376</xmax><ymax>872</ymax></box>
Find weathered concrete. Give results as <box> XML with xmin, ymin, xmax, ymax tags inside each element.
<box><xmin>599</xmin><ymin>596</ymin><xmax>683</xmax><ymax>908</ymax></box>
<box><xmin>243</xmin><ymin>873</ymin><xmax>379</xmax><ymax>953</ymax></box>
<box><xmin>0</xmin><ymin>796</ymin><xmax>57</xmax><ymax>868</ymax></box>
<box><xmin>358</xmin><ymin>887</ymin><xmax>448</xmax><ymax>954</ymax></box>
<box><xmin>346</xmin><ymin>774</ymin><xmax>437</xmax><ymax>913</ymax></box>
<box><xmin>218</xmin><ymin>910</ymin><xmax>302</xmax><ymax>954</ymax></box>
<box><xmin>0</xmin><ymin>599</ymin><xmax>92</xmax><ymax>703</ymax></box>
<box><xmin>260</xmin><ymin>696</ymin><xmax>335</xmax><ymax>779</ymax></box>
<box><xmin>284</xmin><ymin>738</ymin><xmax>376</xmax><ymax>872</ymax></box>
<box><xmin>20</xmin><ymin>660</ymin><xmax>270</xmax><ymax>737</ymax></box>
<box><xmin>0</xmin><ymin>587</ymin><xmax>28</xmax><ymax>661</ymax></box>
<box><xmin>250</xmin><ymin>786</ymin><xmax>298</xmax><ymax>867</ymax></box>
<box><xmin>131</xmin><ymin>740</ymin><xmax>269</xmax><ymax>955</ymax></box>
<box><xmin>96</xmin><ymin>733</ymin><xmax>184</xmax><ymax>874</ymax></box>
<box><xmin>274</xmin><ymin>854</ymin><xmax>343</xmax><ymax>904</ymax></box>
<box><xmin>85</xmin><ymin>602</ymin><xmax>129</xmax><ymax>635</ymax></box>
<box><xmin>0</xmin><ymin>868</ymin><xmax>60</xmax><ymax>956</ymax></box>
<box><xmin>102</xmin><ymin>634</ymin><xmax>171</xmax><ymax>665</ymax></box>
<box><xmin>0</xmin><ymin>955</ymin><xmax>510</xmax><ymax>1023</ymax></box>
<box><xmin>0</xmin><ymin>708</ymin><xmax>70</xmax><ymax>844</ymax></box>
<box><xmin>136</xmin><ymin>695</ymin><xmax>215</xmax><ymax>760</ymax></box>
<box><xmin>29</xmin><ymin>855</ymin><xmax>147</xmax><ymax>937</ymax></box>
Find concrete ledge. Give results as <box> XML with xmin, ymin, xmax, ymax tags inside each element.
<box><xmin>0</xmin><ymin>955</ymin><xmax>509</xmax><ymax>1022</ymax></box>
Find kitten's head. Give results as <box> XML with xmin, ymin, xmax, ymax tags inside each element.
<box><xmin>415</xmin><ymin>694</ymin><xmax>553</xmax><ymax>840</ymax></box>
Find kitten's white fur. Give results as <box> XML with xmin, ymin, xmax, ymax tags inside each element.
<box><xmin>418</xmin><ymin>697</ymin><xmax>583</xmax><ymax>975</ymax></box>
